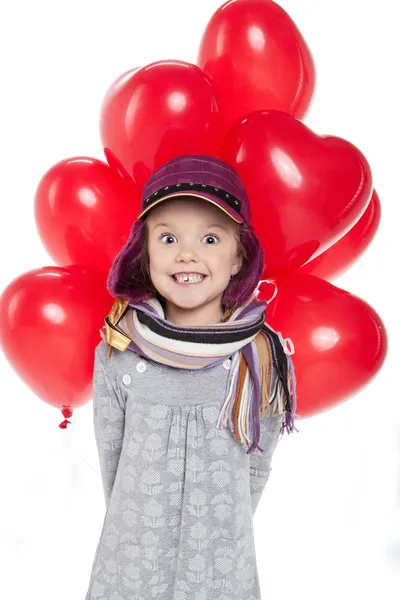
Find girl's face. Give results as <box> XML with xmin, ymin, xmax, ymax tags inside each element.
<box><xmin>145</xmin><ymin>197</ymin><xmax>243</xmax><ymax>325</ymax></box>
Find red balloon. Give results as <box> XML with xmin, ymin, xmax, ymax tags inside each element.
<box><xmin>198</xmin><ymin>0</ymin><xmax>316</xmax><ymax>137</ymax></box>
<box><xmin>34</xmin><ymin>157</ymin><xmax>139</xmax><ymax>273</ymax></box>
<box><xmin>300</xmin><ymin>189</ymin><xmax>381</xmax><ymax>281</ymax></box>
<box><xmin>100</xmin><ymin>66</ymin><xmax>141</xmax><ymax>182</ymax></box>
<box><xmin>221</xmin><ymin>110</ymin><xmax>373</xmax><ymax>276</ymax></box>
<box><xmin>258</xmin><ymin>274</ymin><xmax>387</xmax><ymax>418</ymax></box>
<box><xmin>100</xmin><ymin>60</ymin><xmax>223</xmax><ymax>193</ymax></box>
<box><xmin>0</xmin><ymin>266</ymin><xmax>113</xmax><ymax>418</ymax></box>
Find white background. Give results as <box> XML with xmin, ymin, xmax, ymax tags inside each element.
<box><xmin>0</xmin><ymin>1</ymin><xmax>398</xmax><ymax>598</ymax></box>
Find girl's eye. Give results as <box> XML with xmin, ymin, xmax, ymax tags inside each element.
<box><xmin>160</xmin><ymin>234</ymin><xmax>177</xmax><ymax>244</ymax></box>
<box><xmin>202</xmin><ymin>234</ymin><xmax>219</xmax><ymax>244</ymax></box>
<box><xmin>159</xmin><ymin>233</ymin><xmax>220</xmax><ymax>244</ymax></box>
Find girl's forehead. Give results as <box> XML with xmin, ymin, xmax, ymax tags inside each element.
<box><xmin>147</xmin><ymin>197</ymin><xmax>234</xmax><ymax>228</ymax></box>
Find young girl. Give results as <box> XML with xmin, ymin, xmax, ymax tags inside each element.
<box><xmin>85</xmin><ymin>154</ymin><xmax>297</xmax><ymax>600</ymax></box>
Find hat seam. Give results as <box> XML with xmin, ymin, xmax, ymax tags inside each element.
<box><xmin>145</xmin><ymin>157</ymin><xmax>243</xmax><ymax>183</ymax></box>
<box><xmin>144</xmin><ymin>169</ymin><xmax>245</xmax><ymax>194</ymax></box>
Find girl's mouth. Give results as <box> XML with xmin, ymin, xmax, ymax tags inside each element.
<box><xmin>171</xmin><ymin>274</ymin><xmax>207</xmax><ymax>285</ymax></box>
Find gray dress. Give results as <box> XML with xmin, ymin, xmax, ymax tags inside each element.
<box><xmin>85</xmin><ymin>339</ymin><xmax>283</xmax><ymax>600</ymax></box>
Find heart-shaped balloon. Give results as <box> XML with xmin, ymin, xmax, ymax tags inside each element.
<box><xmin>0</xmin><ymin>266</ymin><xmax>113</xmax><ymax>419</ymax></box>
<box><xmin>198</xmin><ymin>0</ymin><xmax>316</xmax><ymax>136</ymax></box>
<box><xmin>258</xmin><ymin>274</ymin><xmax>387</xmax><ymax>418</ymax></box>
<box><xmin>100</xmin><ymin>66</ymin><xmax>141</xmax><ymax>182</ymax></box>
<box><xmin>34</xmin><ymin>157</ymin><xmax>139</xmax><ymax>273</ymax></box>
<box><xmin>100</xmin><ymin>60</ymin><xmax>223</xmax><ymax>193</ymax></box>
<box><xmin>299</xmin><ymin>189</ymin><xmax>381</xmax><ymax>281</ymax></box>
<box><xmin>221</xmin><ymin>110</ymin><xmax>373</xmax><ymax>276</ymax></box>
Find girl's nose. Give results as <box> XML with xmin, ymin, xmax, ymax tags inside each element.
<box><xmin>176</xmin><ymin>246</ymin><xmax>198</xmax><ymax>260</ymax></box>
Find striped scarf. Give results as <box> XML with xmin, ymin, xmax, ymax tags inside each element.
<box><xmin>101</xmin><ymin>292</ymin><xmax>297</xmax><ymax>454</ymax></box>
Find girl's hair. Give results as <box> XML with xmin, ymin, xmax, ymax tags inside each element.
<box><xmin>106</xmin><ymin>203</ymin><xmax>265</xmax><ymax>312</ymax></box>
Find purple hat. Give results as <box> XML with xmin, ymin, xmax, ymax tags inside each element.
<box><xmin>137</xmin><ymin>154</ymin><xmax>250</xmax><ymax>224</ymax></box>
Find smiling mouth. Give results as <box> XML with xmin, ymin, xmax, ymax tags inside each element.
<box><xmin>171</xmin><ymin>274</ymin><xmax>207</xmax><ymax>284</ymax></box>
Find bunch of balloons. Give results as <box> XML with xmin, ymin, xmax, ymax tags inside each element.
<box><xmin>0</xmin><ymin>0</ymin><xmax>387</xmax><ymax>425</ymax></box>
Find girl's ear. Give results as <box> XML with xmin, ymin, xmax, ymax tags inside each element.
<box><xmin>231</xmin><ymin>254</ymin><xmax>243</xmax><ymax>277</ymax></box>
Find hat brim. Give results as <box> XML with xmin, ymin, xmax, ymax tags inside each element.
<box><xmin>137</xmin><ymin>191</ymin><xmax>245</xmax><ymax>224</ymax></box>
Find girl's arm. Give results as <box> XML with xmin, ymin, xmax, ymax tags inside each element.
<box><xmin>92</xmin><ymin>346</ymin><xmax>126</xmax><ymax>508</ymax></box>
<box><xmin>249</xmin><ymin>413</ymin><xmax>283</xmax><ymax>516</ymax></box>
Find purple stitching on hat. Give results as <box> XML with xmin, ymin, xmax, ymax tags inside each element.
<box><xmin>148</xmin><ymin>156</ymin><xmax>243</xmax><ymax>183</ymax></box>
<box><xmin>143</xmin><ymin>170</ymin><xmax>245</xmax><ymax>194</ymax></box>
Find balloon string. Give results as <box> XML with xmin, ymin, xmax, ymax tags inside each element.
<box><xmin>64</xmin><ymin>416</ymin><xmax>101</xmax><ymax>479</ymax></box>
<box><xmin>61</xmin><ymin>417</ymin><xmax>75</xmax><ymax>452</ymax></box>
<box><xmin>60</xmin><ymin>416</ymin><xmax>75</xmax><ymax>522</ymax></box>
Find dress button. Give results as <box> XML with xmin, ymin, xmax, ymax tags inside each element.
<box><xmin>223</xmin><ymin>359</ymin><xmax>231</xmax><ymax>370</ymax></box>
<box><xmin>122</xmin><ymin>374</ymin><xmax>131</xmax><ymax>385</ymax></box>
<box><xmin>136</xmin><ymin>360</ymin><xmax>147</xmax><ymax>373</ymax></box>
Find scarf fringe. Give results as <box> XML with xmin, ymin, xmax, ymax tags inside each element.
<box><xmin>216</xmin><ymin>324</ymin><xmax>298</xmax><ymax>455</ymax></box>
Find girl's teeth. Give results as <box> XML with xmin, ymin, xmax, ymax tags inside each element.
<box><xmin>174</xmin><ymin>274</ymin><xmax>205</xmax><ymax>283</ymax></box>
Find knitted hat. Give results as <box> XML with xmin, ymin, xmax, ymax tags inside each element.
<box><xmin>137</xmin><ymin>154</ymin><xmax>250</xmax><ymax>224</ymax></box>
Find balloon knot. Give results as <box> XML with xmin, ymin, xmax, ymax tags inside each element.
<box><xmin>59</xmin><ymin>419</ymin><xmax>71</xmax><ymax>429</ymax></box>
<box><xmin>61</xmin><ymin>406</ymin><xmax>73</xmax><ymax>419</ymax></box>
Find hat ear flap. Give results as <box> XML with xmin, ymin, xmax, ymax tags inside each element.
<box><xmin>107</xmin><ymin>219</ymin><xmax>154</xmax><ymax>304</ymax></box>
<box><xmin>222</xmin><ymin>222</ymin><xmax>264</xmax><ymax>311</ymax></box>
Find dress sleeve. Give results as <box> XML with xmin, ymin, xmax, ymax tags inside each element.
<box><xmin>249</xmin><ymin>412</ymin><xmax>284</xmax><ymax>517</ymax></box>
<box><xmin>93</xmin><ymin>348</ymin><xmax>126</xmax><ymax>508</ymax></box>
